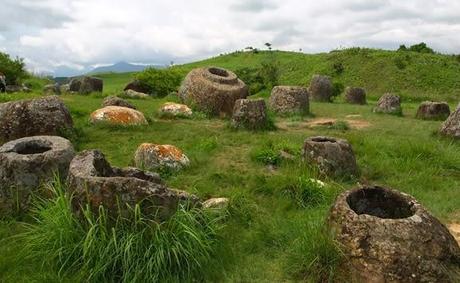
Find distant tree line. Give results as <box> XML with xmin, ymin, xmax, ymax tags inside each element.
<box><xmin>398</xmin><ymin>42</ymin><xmax>435</xmax><ymax>54</ymax></box>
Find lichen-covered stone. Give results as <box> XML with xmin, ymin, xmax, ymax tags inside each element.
<box><xmin>0</xmin><ymin>136</ymin><xmax>75</xmax><ymax>215</ymax></box>
<box><xmin>269</xmin><ymin>86</ymin><xmax>309</xmax><ymax>114</ymax></box>
<box><xmin>416</xmin><ymin>101</ymin><xmax>450</xmax><ymax>120</ymax></box>
<box><xmin>328</xmin><ymin>185</ymin><xmax>460</xmax><ymax>283</ymax></box>
<box><xmin>69</xmin><ymin>76</ymin><xmax>103</xmax><ymax>94</ymax></box>
<box><xmin>308</xmin><ymin>75</ymin><xmax>333</xmax><ymax>102</ymax></box>
<box><xmin>90</xmin><ymin>106</ymin><xmax>147</xmax><ymax>126</ymax></box>
<box><xmin>134</xmin><ymin>143</ymin><xmax>190</xmax><ymax>172</ymax></box>
<box><xmin>124</xmin><ymin>80</ymin><xmax>150</xmax><ymax>94</ymax></box>
<box><xmin>159</xmin><ymin>102</ymin><xmax>192</xmax><ymax>118</ymax></box>
<box><xmin>67</xmin><ymin>150</ymin><xmax>198</xmax><ymax>220</ymax></box>
<box><xmin>102</xmin><ymin>96</ymin><xmax>136</xmax><ymax>109</ymax></box>
<box><xmin>0</xmin><ymin>96</ymin><xmax>73</xmax><ymax>143</ymax></box>
<box><xmin>302</xmin><ymin>136</ymin><xmax>359</xmax><ymax>179</ymax></box>
<box><xmin>124</xmin><ymin>89</ymin><xmax>149</xmax><ymax>99</ymax></box>
<box><xmin>43</xmin><ymin>83</ymin><xmax>61</xmax><ymax>96</ymax></box>
<box><xmin>373</xmin><ymin>93</ymin><xmax>402</xmax><ymax>115</ymax></box>
<box><xmin>202</xmin><ymin>198</ymin><xmax>229</xmax><ymax>209</ymax></box>
<box><xmin>179</xmin><ymin>67</ymin><xmax>248</xmax><ymax>116</ymax></box>
<box><xmin>231</xmin><ymin>99</ymin><xmax>269</xmax><ymax>130</ymax></box>
<box><xmin>440</xmin><ymin>103</ymin><xmax>460</xmax><ymax>138</ymax></box>
<box><xmin>345</xmin><ymin>87</ymin><xmax>367</xmax><ymax>105</ymax></box>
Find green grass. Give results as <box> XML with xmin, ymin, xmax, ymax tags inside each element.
<box><xmin>0</xmin><ymin>48</ymin><xmax>459</xmax><ymax>282</ymax></box>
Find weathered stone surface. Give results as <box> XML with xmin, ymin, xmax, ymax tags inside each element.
<box><xmin>179</xmin><ymin>67</ymin><xmax>249</xmax><ymax>116</ymax></box>
<box><xmin>328</xmin><ymin>185</ymin><xmax>460</xmax><ymax>283</ymax></box>
<box><xmin>0</xmin><ymin>96</ymin><xmax>73</xmax><ymax>143</ymax></box>
<box><xmin>43</xmin><ymin>83</ymin><xmax>61</xmax><ymax>96</ymax></box>
<box><xmin>67</xmin><ymin>150</ymin><xmax>198</xmax><ymax>219</ymax></box>
<box><xmin>5</xmin><ymin>84</ymin><xmax>30</xmax><ymax>93</ymax></box>
<box><xmin>269</xmin><ymin>86</ymin><xmax>309</xmax><ymax>114</ymax></box>
<box><xmin>440</xmin><ymin>103</ymin><xmax>460</xmax><ymax>138</ymax></box>
<box><xmin>124</xmin><ymin>80</ymin><xmax>150</xmax><ymax>94</ymax></box>
<box><xmin>134</xmin><ymin>143</ymin><xmax>190</xmax><ymax>172</ymax></box>
<box><xmin>69</xmin><ymin>76</ymin><xmax>103</xmax><ymax>94</ymax></box>
<box><xmin>90</xmin><ymin>106</ymin><xmax>147</xmax><ymax>126</ymax></box>
<box><xmin>231</xmin><ymin>98</ymin><xmax>269</xmax><ymax>130</ymax></box>
<box><xmin>345</xmin><ymin>87</ymin><xmax>367</xmax><ymax>105</ymax></box>
<box><xmin>302</xmin><ymin>136</ymin><xmax>359</xmax><ymax>179</ymax></box>
<box><xmin>60</xmin><ymin>84</ymin><xmax>70</xmax><ymax>94</ymax></box>
<box><xmin>308</xmin><ymin>75</ymin><xmax>333</xmax><ymax>102</ymax></box>
<box><xmin>0</xmin><ymin>136</ymin><xmax>75</xmax><ymax>215</ymax></box>
<box><xmin>373</xmin><ymin>93</ymin><xmax>402</xmax><ymax>115</ymax></box>
<box><xmin>415</xmin><ymin>101</ymin><xmax>450</xmax><ymax>120</ymax></box>
<box><xmin>159</xmin><ymin>102</ymin><xmax>193</xmax><ymax>118</ymax></box>
<box><xmin>202</xmin><ymin>198</ymin><xmax>229</xmax><ymax>209</ymax></box>
<box><xmin>102</xmin><ymin>96</ymin><xmax>136</xmax><ymax>109</ymax></box>
<box><xmin>124</xmin><ymin>89</ymin><xmax>149</xmax><ymax>99</ymax></box>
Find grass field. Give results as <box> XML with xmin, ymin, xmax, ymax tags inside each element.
<box><xmin>0</xmin><ymin>49</ymin><xmax>459</xmax><ymax>282</ymax></box>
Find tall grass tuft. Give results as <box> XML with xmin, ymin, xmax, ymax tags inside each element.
<box><xmin>19</xmin><ymin>178</ymin><xmax>224</xmax><ymax>282</ymax></box>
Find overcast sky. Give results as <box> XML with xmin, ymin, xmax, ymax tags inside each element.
<box><xmin>1</xmin><ymin>0</ymin><xmax>460</xmax><ymax>76</ymax></box>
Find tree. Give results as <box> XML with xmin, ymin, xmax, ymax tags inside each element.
<box><xmin>0</xmin><ymin>52</ymin><xmax>27</xmax><ymax>85</ymax></box>
<box><xmin>398</xmin><ymin>45</ymin><xmax>408</xmax><ymax>51</ymax></box>
<box><xmin>264</xmin><ymin>42</ymin><xmax>272</xmax><ymax>51</ymax></box>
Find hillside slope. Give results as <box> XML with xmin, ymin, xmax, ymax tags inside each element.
<box><xmin>180</xmin><ymin>48</ymin><xmax>460</xmax><ymax>102</ymax></box>
<box><xmin>97</xmin><ymin>48</ymin><xmax>460</xmax><ymax>102</ymax></box>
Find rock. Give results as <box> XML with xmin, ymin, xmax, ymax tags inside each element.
<box><xmin>124</xmin><ymin>80</ymin><xmax>150</xmax><ymax>94</ymax></box>
<box><xmin>328</xmin><ymin>185</ymin><xmax>460</xmax><ymax>283</ymax></box>
<box><xmin>344</xmin><ymin>87</ymin><xmax>367</xmax><ymax>105</ymax></box>
<box><xmin>69</xmin><ymin>76</ymin><xmax>103</xmax><ymax>94</ymax></box>
<box><xmin>124</xmin><ymin>89</ymin><xmax>149</xmax><ymax>99</ymax></box>
<box><xmin>179</xmin><ymin>67</ymin><xmax>249</xmax><ymax>116</ymax></box>
<box><xmin>440</xmin><ymin>103</ymin><xmax>460</xmax><ymax>138</ymax></box>
<box><xmin>416</xmin><ymin>101</ymin><xmax>450</xmax><ymax>120</ymax></box>
<box><xmin>0</xmin><ymin>96</ymin><xmax>74</xmax><ymax>143</ymax></box>
<box><xmin>5</xmin><ymin>85</ymin><xmax>26</xmax><ymax>93</ymax></box>
<box><xmin>0</xmin><ymin>136</ymin><xmax>75</xmax><ymax>215</ymax></box>
<box><xmin>269</xmin><ymin>86</ymin><xmax>309</xmax><ymax>114</ymax></box>
<box><xmin>60</xmin><ymin>84</ymin><xmax>71</xmax><ymax>94</ymax></box>
<box><xmin>373</xmin><ymin>93</ymin><xmax>402</xmax><ymax>115</ymax></box>
<box><xmin>102</xmin><ymin>96</ymin><xmax>136</xmax><ymax>109</ymax></box>
<box><xmin>90</xmin><ymin>106</ymin><xmax>147</xmax><ymax>126</ymax></box>
<box><xmin>231</xmin><ymin>98</ymin><xmax>269</xmax><ymax>130</ymax></box>
<box><xmin>159</xmin><ymin>102</ymin><xmax>193</xmax><ymax>118</ymax></box>
<box><xmin>134</xmin><ymin>143</ymin><xmax>190</xmax><ymax>172</ymax></box>
<box><xmin>308</xmin><ymin>75</ymin><xmax>333</xmax><ymax>102</ymax></box>
<box><xmin>43</xmin><ymin>83</ymin><xmax>61</xmax><ymax>96</ymax></box>
<box><xmin>67</xmin><ymin>149</ymin><xmax>198</xmax><ymax>220</ymax></box>
<box><xmin>202</xmin><ymin>198</ymin><xmax>229</xmax><ymax>209</ymax></box>
<box><xmin>302</xmin><ymin>136</ymin><xmax>359</xmax><ymax>179</ymax></box>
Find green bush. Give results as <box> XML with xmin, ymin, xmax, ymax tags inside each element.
<box><xmin>20</xmin><ymin>179</ymin><xmax>224</xmax><ymax>282</ymax></box>
<box><xmin>135</xmin><ymin>68</ymin><xmax>182</xmax><ymax>97</ymax></box>
<box><xmin>398</xmin><ymin>42</ymin><xmax>435</xmax><ymax>54</ymax></box>
<box><xmin>234</xmin><ymin>67</ymin><xmax>265</xmax><ymax>94</ymax></box>
<box><xmin>331</xmin><ymin>82</ymin><xmax>344</xmax><ymax>98</ymax></box>
<box><xmin>0</xmin><ymin>52</ymin><xmax>28</xmax><ymax>85</ymax></box>
<box><xmin>234</xmin><ymin>58</ymin><xmax>280</xmax><ymax>95</ymax></box>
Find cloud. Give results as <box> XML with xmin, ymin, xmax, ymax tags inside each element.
<box><xmin>1</xmin><ymin>0</ymin><xmax>459</xmax><ymax>76</ymax></box>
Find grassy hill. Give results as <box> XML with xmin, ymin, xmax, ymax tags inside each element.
<box><xmin>97</xmin><ymin>48</ymin><xmax>460</xmax><ymax>102</ymax></box>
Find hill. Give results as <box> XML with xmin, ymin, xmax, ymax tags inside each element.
<box><xmin>89</xmin><ymin>61</ymin><xmax>162</xmax><ymax>74</ymax></box>
<box><xmin>177</xmin><ymin>48</ymin><xmax>460</xmax><ymax>102</ymax></box>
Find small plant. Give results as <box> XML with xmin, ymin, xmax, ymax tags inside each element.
<box><xmin>282</xmin><ymin>176</ymin><xmax>326</xmax><ymax>208</ymax></box>
<box><xmin>285</xmin><ymin>221</ymin><xmax>344</xmax><ymax>282</ymax></box>
<box><xmin>135</xmin><ymin>67</ymin><xmax>182</xmax><ymax>97</ymax></box>
<box><xmin>19</xmin><ymin>178</ymin><xmax>224</xmax><ymax>282</ymax></box>
<box><xmin>330</xmin><ymin>120</ymin><xmax>350</xmax><ymax>131</ymax></box>
<box><xmin>331</xmin><ymin>82</ymin><xmax>344</xmax><ymax>98</ymax></box>
<box><xmin>332</xmin><ymin>62</ymin><xmax>344</xmax><ymax>75</ymax></box>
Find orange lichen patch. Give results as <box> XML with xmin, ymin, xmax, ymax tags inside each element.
<box><xmin>139</xmin><ymin>143</ymin><xmax>184</xmax><ymax>160</ymax></box>
<box><xmin>448</xmin><ymin>223</ymin><xmax>460</xmax><ymax>244</ymax></box>
<box><xmin>90</xmin><ymin>106</ymin><xmax>147</xmax><ymax>125</ymax></box>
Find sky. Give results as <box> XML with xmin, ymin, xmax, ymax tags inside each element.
<box><xmin>1</xmin><ymin>0</ymin><xmax>460</xmax><ymax>76</ymax></box>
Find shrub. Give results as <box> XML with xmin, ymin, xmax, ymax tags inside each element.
<box><xmin>259</xmin><ymin>59</ymin><xmax>280</xmax><ymax>89</ymax></box>
<box><xmin>398</xmin><ymin>42</ymin><xmax>435</xmax><ymax>54</ymax></box>
<box><xmin>331</xmin><ymin>82</ymin><xmax>344</xmax><ymax>98</ymax></box>
<box><xmin>135</xmin><ymin>68</ymin><xmax>182</xmax><ymax>97</ymax></box>
<box><xmin>281</xmin><ymin>177</ymin><xmax>326</xmax><ymax>208</ymax></box>
<box><xmin>20</xmin><ymin>178</ymin><xmax>224</xmax><ymax>282</ymax></box>
<box><xmin>234</xmin><ymin>59</ymin><xmax>280</xmax><ymax>95</ymax></box>
<box><xmin>0</xmin><ymin>52</ymin><xmax>28</xmax><ymax>85</ymax></box>
<box><xmin>332</xmin><ymin>62</ymin><xmax>344</xmax><ymax>75</ymax></box>
<box><xmin>234</xmin><ymin>67</ymin><xmax>265</xmax><ymax>94</ymax></box>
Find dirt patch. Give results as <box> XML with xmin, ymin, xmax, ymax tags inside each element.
<box><xmin>277</xmin><ymin>118</ymin><xmax>371</xmax><ymax>131</ymax></box>
<box><xmin>448</xmin><ymin>223</ymin><xmax>460</xmax><ymax>245</ymax></box>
